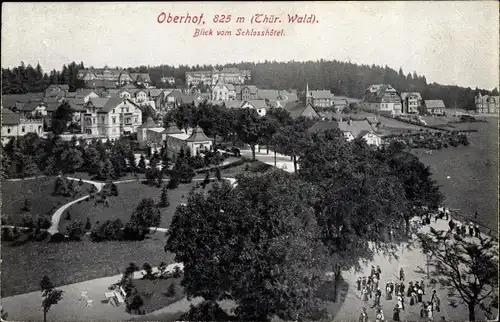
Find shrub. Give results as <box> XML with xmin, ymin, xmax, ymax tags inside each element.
<box><xmin>166</xmin><ymin>283</ymin><xmax>176</xmax><ymax>297</ymax></box>
<box><xmin>90</xmin><ymin>219</ymin><xmax>124</xmax><ymax>242</ymax></box>
<box><xmin>67</xmin><ymin>220</ymin><xmax>84</xmax><ymax>241</ymax></box>
<box><xmin>21</xmin><ymin>213</ymin><xmax>34</xmax><ymax>228</ymax></box>
<box><xmin>167</xmin><ymin>175</ymin><xmax>180</xmax><ymax>190</ymax></box>
<box><xmin>173</xmin><ymin>266</ymin><xmax>182</xmax><ymax>278</ymax></box>
<box><xmin>111</xmin><ymin>183</ymin><xmax>119</xmax><ymax>196</ymax></box>
<box><xmin>65</xmin><ymin>211</ymin><xmax>71</xmax><ymax>220</ymax></box>
<box><xmin>37</xmin><ymin>216</ymin><xmax>52</xmax><ymax>230</ymax></box>
<box><xmin>49</xmin><ymin>232</ymin><xmax>66</xmax><ymax>243</ymax></box>
<box><xmin>85</xmin><ymin>218</ymin><xmax>91</xmax><ymax>230</ymax></box>
<box><xmin>126</xmin><ymin>294</ymin><xmax>144</xmax><ymax>315</ymax></box>
<box><xmin>79</xmin><ymin>178</ymin><xmax>84</xmax><ymax>185</ymax></box>
<box><xmin>21</xmin><ymin>198</ymin><xmax>31</xmax><ymax>212</ymax></box>
<box><xmin>142</xmin><ymin>262</ymin><xmax>153</xmax><ymax>279</ymax></box>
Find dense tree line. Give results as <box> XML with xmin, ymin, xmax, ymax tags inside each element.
<box><xmin>2</xmin><ymin>61</ymin><xmax>85</xmax><ymax>94</ymax></box>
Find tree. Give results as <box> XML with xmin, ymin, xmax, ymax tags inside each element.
<box><xmin>138</xmin><ymin>154</ymin><xmax>146</xmax><ymax>172</ymax></box>
<box><xmin>66</xmin><ymin>220</ymin><xmax>84</xmax><ymax>241</ymax></box>
<box><xmin>418</xmin><ymin>228</ymin><xmax>499</xmax><ymax>321</ymax></box>
<box><xmin>173</xmin><ymin>157</ymin><xmax>195</xmax><ymax>183</ymax></box>
<box><xmin>111</xmin><ymin>183</ymin><xmax>119</xmax><ymax>196</ymax></box>
<box><xmin>166</xmin><ymin>172</ymin><xmax>328</xmax><ymax>321</ymax></box>
<box><xmin>22</xmin><ymin>198</ymin><xmax>31</xmax><ymax>212</ymax></box>
<box><xmin>97</xmin><ymin>158</ymin><xmax>115</xmax><ymax>181</ymax></box>
<box><xmin>215</xmin><ymin>167</ymin><xmax>222</xmax><ymax>181</ymax></box>
<box><xmin>130</xmin><ymin>198</ymin><xmax>161</xmax><ymax>230</ymax></box>
<box><xmin>51</xmin><ymin>102</ymin><xmax>75</xmax><ymax>135</ymax></box>
<box><xmin>142</xmin><ymin>262</ymin><xmax>154</xmax><ymax>279</ymax></box>
<box><xmin>271</xmin><ymin>120</ymin><xmax>313</xmax><ymax>172</ymax></box>
<box><xmin>159</xmin><ymin>185</ymin><xmax>170</xmax><ymax>208</ymax></box>
<box><xmin>40</xmin><ymin>276</ymin><xmax>64</xmax><ymax>322</ymax></box>
<box><xmin>167</xmin><ymin>173</ymin><xmax>180</xmax><ymax>189</ymax></box>
<box><xmin>234</xmin><ymin>109</ymin><xmax>263</xmax><ymax>160</ymax></box>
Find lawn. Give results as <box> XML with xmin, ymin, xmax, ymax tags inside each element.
<box><xmin>413</xmin><ymin>118</ymin><xmax>498</xmax><ymax>232</ymax></box>
<box><xmin>1</xmin><ymin>177</ymin><xmax>94</xmax><ymax>225</ymax></box>
<box><xmin>131</xmin><ymin>276</ymin><xmax>184</xmax><ymax>315</ymax></box>
<box><xmin>1</xmin><ymin>233</ymin><xmax>174</xmax><ymax>297</ymax></box>
<box><xmin>59</xmin><ymin>181</ymin><xmax>213</xmax><ymax>232</ymax></box>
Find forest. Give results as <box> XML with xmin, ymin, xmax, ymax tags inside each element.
<box><xmin>2</xmin><ymin>60</ymin><xmax>498</xmax><ymax>111</ymax></box>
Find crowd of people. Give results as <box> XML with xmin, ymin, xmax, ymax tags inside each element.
<box><xmin>357</xmin><ymin>266</ymin><xmax>443</xmax><ymax>321</ymax></box>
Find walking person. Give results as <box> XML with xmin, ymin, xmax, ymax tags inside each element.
<box><xmin>376</xmin><ymin>265</ymin><xmax>382</xmax><ymax>279</ymax></box>
<box><xmin>375</xmin><ymin>307</ymin><xmax>385</xmax><ymax>322</ymax></box>
<box><xmin>370</xmin><ymin>265</ymin><xmax>376</xmax><ymax>277</ymax></box>
<box><xmin>400</xmin><ymin>282</ymin><xmax>405</xmax><ymax>298</ymax></box>
<box><xmin>372</xmin><ymin>287</ymin><xmax>382</xmax><ymax>308</ymax></box>
<box><xmin>393</xmin><ymin>305</ymin><xmax>401</xmax><ymax>322</ymax></box>
<box><xmin>468</xmin><ymin>223</ymin><xmax>474</xmax><ymax>237</ymax></box>
<box><xmin>357</xmin><ymin>277</ymin><xmax>362</xmax><ymax>292</ymax></box>
<box><xmin>368</xmin><ymin>285</ymin><xmax>373</xmax><ymax>300</ymax></box>
<box><xmin>417</xmin><ymin>286</ymin><xmax>424</xmax><ymax>303</ymax></box>
<box><xmin>399</xmin><ymin>268</ymin><xmax>405</xmax><ymax>282</ymax></box>
<box><xmin>386</xmin><ymin>283</ymin><xmax>392</xmax><ymax>301</ymax></box>
<box><xmin>410</xmin><ymin>290</ymin><xmax>417</xmax><ymax>306</ymax></box>
<box><xmin>461</xmin><ymin>224</ymin><xmax>467</xmax><ymax>236</ymax></box>
<box><xmin>474</xmin><ymin>225</ymin><xmax>480</xmax><ymax>238</ymax></box>
<box><xmin>407</xmin><ymin>282</ymin><xmax>413</xmax><ymax>297</ymax></box>
<box><xmin>359</xmin><ymin>307</ymin><xmax>368</xmax><ymax>322</ymax></box>
<box><xmin>448</xmin><ymin>219</ymin><xmax>454</xmax><ymax>231</ymax></box>
<box><xmin>432</xmin><ymin>291</ymin><xmax>441</xmax><ymax>313</ymax></box>
<box><xmin>420</xmin><ymin>302</ymin><xmax>428</xmax><ymax>319</ymax></box>
<box><xmin>421</xmin><ymin>279</ymin><xmax>426</xmax><ymax>295</ymax></box>
<box><xmin>362</xmin><ymin>276</ymin><xmax>367</xmax><ymax>291</ymax></box>
<box><xmin>427</xmin><ymin>301</ymin><xmax>434</xmax><ymax>321</ymax></box>
<box><xmin>362</xmin><ymin>287</ymin><xmax>369</xmax><ymax>303</ymax></box>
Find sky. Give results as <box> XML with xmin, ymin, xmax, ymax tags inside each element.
<box><xmin>2</xmin><ymin>2</ymin><xmax>499</xmax><ymax>90</ymax></box>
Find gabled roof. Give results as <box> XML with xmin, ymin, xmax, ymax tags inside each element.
<box><xmin>46</xmin><ymin>84</ymin><xmax>69</xmax><ymax>91</ymax></box>
<box><xmin>1</xmin><ymin>107</ymin><xmax>20</xmax><ymax>125</ymax></box>
<box><xmin>307</xmin><ymin>120</ymin><xmax>339</xmax><ymax>133</ymax></box>
<box><xmin>400</xmin><ymin>92</ymin><xmax>422</xmax><ymax>100</ymax></box>
<box><xmin>19</xmin><ymin>101</ymin><xmax>43</xmax><ymax>111</ymax></box>
<box><xmin>76</xmin><ymin>89</ymin><xmax>98</xmax><ymax>98</ymax></box>
<box><xmin>1</xmin><ymin>93</ymin><xmax>45</xmax><ymax>107</ymax></box>
<box><xmin>138</xmin><ymin>117</ymin><xmax>161</xmax><ymax>129</ymax></box>
<box><xmin>284</xmin><ymin>101</ymin><xmax>319</xmax><ymax>119</ymax></box>
<box><xmin>309</xmin><ymin>90</ymin><xmax>334</xmax><ymax>99</ymax></box>
<box><xmin>164</xmin><ymin>123</ymin><xmax>183</xmax><ymax>134</ymax></box>
<box><xmin>338</xmin><ymin>119</ymin><xmax>376</xmax><ymax>137</ymax></box>
<box><xmin>244</xmin><ymin>100</ymin><xmax>268</xmax><ymax>110</ymax></box>
<box><xmin>364</xmin><ymin>84</ymin><xmax>399</xmax><ymax>102</ymax></box>
<box><xmin>148</xmin><ymin>89</ymin><xmax>163</xmax><ymax>98</ymax></box>
<box><xmin>45</xmin><ymin>102</ymin><xmax>61</xmax><ymax>112</ymax></box>
<box><xmin>424</xmin><ymin>100</ymin><xmax>446</xmax><ymax>109</ymax></box>
<box><xmin>241</xmin><ymin>85</ymin><xmax>258</xmax><ymax>94</ymax></box>
<box><xmin>65</xmin><ymin>92</ymin><xmax>78</xmax><ymax>98</ymax></box>
<box><xmin>130</xmin><ymin>73</ymin><xmax>151</xmax><ymax>82</ymax></box>
<box><xmin>225</xmin><ymin>100</ymin><xmax>244</xmax><ymax>109</ymax></box>
<box><xmin>121</xmin><ymin>83</ymin><xmax>138</xmax><ymax>89</ymax></box>
<box><xmin>185</xmin><ymin>126</ymin><xmax>211</xmax><ymax>142</ymax></box>
<box><xmin>100</xmin><ymin>97</ymin><xmax>131</xmax><ymax>113</ymax></box>
<box><xmin>85</xmin><ymin>80</ymin><xmax>118</xmax><ymax>89</ymax></box>
<box><xmin>88</xmin><ymin>97</ymin><xmax>110</xmax><ymax>108</ymax></box>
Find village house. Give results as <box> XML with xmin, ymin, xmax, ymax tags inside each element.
<box><xmin>18</xmin><ymin>101</ymin><xmax>47</xmax><ymax>118</ymax></box>
<box><xmin>44</xmin><ymin>84</ymin><xmax>69</xmax><ymax>98</ymax></box>
<box><xmin>332</xmin><ymin>98</ymin><xmax>349</xmax><ymax>113</ymax></box>
<box><xmin>240</xmin><ymin>100</ymin><xmax>268</xmax><ymax>117</ymax></box>
<box><xmin>475</xmin><ymin>93</ymin><xmax>499</xmax><ymax>114</ymax></box>
<box><xmin>161</xmin><ymin>76</ymin><xmax>176</xmax><ymax>85</ymax></box>
<box><xmin>234</xmin><ymin>85</ymin><xmax>259</xmax><ymax>100</ymax></box>
<box><xmin>75</xmin><ymin>89</ymin><xmax>100</xmax><ymax>103</ymax></box>
<box><xmin>423</xmin><ymin>100</ymin><xmax>446</xmax><ymax>115</ymax></box>
<box><xmin>130</xmin><ymin>73</ymin><xmax>152</xmax><ymax>88</ymax></box>
<box><xmin>1</xmin><ymin>93</ymin><xmax>45</xmax><ymax>111</ymax></box>
<box><xmin>284</xmin><ymin>101</ymin><xmax>320</xmax><ymax>119</ymax></box>
<box><xmin>1</xmin><ymin>108</ymin><xmax>44</xmax><ymax>144</ymax></box>
<box><xmin>81</xmin><ymin>97</ymin><xmax>142</xmax><ymax>139</ymax></box>
<box><xmin>163</xmin><ymin>124</ymin><xmax>213</xmax><ymax>161</ymax></box>
<box><xmin>211</xmin><ymin>81</ymin><xmax>232</xmax><ymax>101</ymax></box>
<box><xmin>137</xmin><ymin>117</ymin><xmax>165</xmax><ymax>143</ymax></box>
<box><xmin>77</xmin><ymin>67</ymin><xmax>133</xmax><ymax>86</ymax></box>
<box><xmin>308</xmin><ymin>118</ymin><xmax>383</xmax><ymax>146</ymax></box>
<box><xmin>400</xmin><ymin>92</ymin><xmax>423</xmax><ymax>114</ymax></box>
<box><xmin>186</xmin><ymin>68</ymin><xmax>251</xmax><ymax>86</ymax></box>
<box><xmin>305</xmin><ymin>86</ymin><xmax>335</xmax><ymax>109</ymax></box>
<box><xmin>363</xmin><ymin>84</ymin><xmax>402</xmax><ymax>116</ymax></box>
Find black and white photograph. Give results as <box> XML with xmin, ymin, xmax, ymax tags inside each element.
<box><xmin>1</xmin><ymin>2</ymin><xmax>498</xmax><ymax>321</ymax></box>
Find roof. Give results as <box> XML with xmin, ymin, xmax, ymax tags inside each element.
<box><xmin>221</xmin><ymin>67</ymin><xmax>240</xmax><ymax>73</ymax></box>
<box><xmin>242</xmin><ymin>85</ymin><xmax>258</xmax><ymax>94</ymax></box>
<box><xmin>185</xmin><ymin>126</ymin><xmax>211</xmax><ymax>142</ymax></box>
<box><xmin>364</xmin><ymin>84</ymin><xmax>399</xmax><ymax>102</ymax></box>
<box><xmin>308</xmin><ymin>119</ymin><xmax>376</xmax><ymax>138</ymax></box>
<box><xmin>138</xmin><ymin>117</ymin><xmax>161</xmax><ymax>129</ymax></box>
<box><xmin>1</xmin><ymin>108</ymin><xmax>20</xmax><ymax>125</ymax></box>
<box><xmin>65</xmin><ymin>92</ymin><xmax>78</xmax><ymax>98</ymax></box>
<box><xmin>244</xmin><ymin>100</ymin><xmax>268</xmax><ymax>109</ymax></box>
<box><xmin>257</xmin><ymin>89</ymin><xmax>295</xmax><ymax>102</ymax></box>
<box><xmin>19</xmin><ymin>101</ymin><xmax>43</xmax><ymax>111</ymax></box>
<box><xmin>148</xmin><ymin>89</ymin><xmax>163</xmax><ymax>97</ymax></box>
<box><xmin>130</xmin><ymin>73</ymin><xmax>152</xmax><ymax>82</ymax></box>
<box><xmin>424</xmin><ymin>100</ymin><xmax>446</xmax><ymax>109</ymax></box>
<box><xmin>1</xmin><ymin>93</ymin><xmax>44</xmax><ymax>107</ymax></box>
<box><xmin>164</xmin><ymin>123</ymin><xmax>184</xmax><ymax>134</ymax></box>
<box><xmin>284</xmin><ymin>101</ymin><xmax>319</xmax><ymax>119</ymax></box>
<box><xmin>400</xmin><ymin>92</ymin><xmax>422</xmax><ymax>100</ymax></box>
<box><xmin>121</xmin><ymin>83</ymin><xmax>138</xmax><ymax>89</ymax></box>
<box><xmin>308</xmin><ymin>120</ymin><xmax>339</xmax><ymax>133</ymax></box>
<box><xmin>332</xmin><ymin>98</ymin><xmax>348</xmax><ymax>105</ymax></box>
<box><xmin>85</xmin><ymin>80</ymin><xmax>118</xmax><ymax>89</ymax></box>
<box><xmin>76</xmin><ymin>89</ymin><xmax>97</xmax><ymax>98</ymax></box>
<box><xmin>100</xmin><ymin>97</ymin><xmax>129</xmax><ymax>113</ymax></box>
<box><xmin>88</xmin><ymin>97</ymin><xmax>110</xmax><ymax>108</ymax></box>
<box><xmin>45</xmin><ymin>102</ymin><xmax>61</xmax><ymax>112</ymax></box>
<box><xmin>309</xmin><ymin>90</ymin><xmax>334</xmax><ymax>99</ymax></box>
<box><xmin>46</xmin><ymin>84</ymin><xmax>69</xmax><ymax>91</ymax></box>
<box><xmin>225</xmin><ymin>100</ymin><xmax>244</xmax><ymax>109</ymax></box>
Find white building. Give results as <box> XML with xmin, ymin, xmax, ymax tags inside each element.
<box><xmin>1</xmin><ymin>108</ymin><xmax>44</xmax><ymax>144</ymax></box>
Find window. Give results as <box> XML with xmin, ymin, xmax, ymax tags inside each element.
<box><xmin>7</xmin><ymin>128</ymin><xmax>11</xmax><ymax>134</ymax></box>
<box><xmin>112</xmin><ymin>117</ymin><xmax>116</xmax><ymax>124</ymax></box>
<box><xmin>22</xmin><ymin>126</ymin><xmax>25</xmax><ymax>132</ymax></box>
<box><xmin>101</xmin><ymin>116</ymin><xmax>105</xmax><ymax>123</ymax></box>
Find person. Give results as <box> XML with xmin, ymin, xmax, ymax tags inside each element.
<box><xmin>367</xmin><ymin>285</ymin><xmax>373</xmax><ymax>299</ymax></box>
<box><xmin>357</xmin><ymin>277</ymin><xmax>362</xmax><ymax>292</ymax></box>
<box><xmin>461</xmin><ymin>224</ymin><xmax>467</xmax><ymax>236</ymax></box>
<box><xmin>371</xmin><ymin>265</ymin><xmax>376</xmax><ymax>277</ymax></box>
<box><xmin>407</xmin><ymin>282</ymin><xmax>413</xmax><ymax>297</ymax></box>
<box><xmin>427</xmin><ymin>301</ymin><xmax>434</xmax><ymax>321</ymax></box>
<box><xmin>421</xmin><ymin>279</ymin><xmax>426</xmax><ymax>295</ymax></box>
<box><xmin>390</xmin><ymin>281</ymin><xmax>395</xmax><ymax>295</ymax></box>
<box><xmin>362</xmin><ymin>276</ymin><xmax>367</xmax><ymax>291</ymax></box>
<box><xmin>359</xmin><ymin>307</ymin><xmax>368</xmax><ymax>322</ymax></box>
<box><xmin>368</xmin><ymin>275</ymin><xmax>373</xmax><ymax>287</ymax></box>
<box><xmin>393</xmin><ymin>305</ymin><xmax>401</xmax><ymax>322</ymax></box>
<box><xmin>455</xmin><ymin>224</ymin><xmax>461</xmax><ymax>236</ymax></box>
<box><xmin>469</xmin><ymin>224</ymin><xmax>474</xmax><ymax>237</ymax></box>
<box><xmin>372</xmin><ymin>291</ymin><xmax>380</xmax><ymax>308</ymax></box>
<box><xmin>362</xmin><ymin>287</ymin><xmax>369</xmax><ymax>302</ymax></box>
<box><xmin>373</xmin><ymin>276</ymin><xmax>379</xmax><ymax>292</ymax></box>
<box><xmin>376</xmin><ymin>265</ymin><xmax>382</xmax><ymax>279</ymax></box>
<box><xmin>400</xmin><ymin>282</ymin><xmax>405</xmax><ymax>297</ymax></box>
<box><xmin>410</xmin><ymin>290</ymin><xmax>417</xmax><ymax>306</ymax></box>
<box><xmin>474</xmin><ymin>225</ymin><xmax>480</xmax><ymax>238</ymax></box>
<box><xmin>399</xmin><ymin>268</ymin><xmax>405</xmax><ymax>281</ymax></box>
<box><xmin>375</xmin><ymin>308</ymin><xmax>385</xmax><ymax>322</ymax></box>
<box><xmin>448</xmin><ymin>219</ymin><xmax>454</xmax><ymax>231</ymax></box>
<box><xmin>397</xmin><ymin>293</ymin><xmax>404</xmax><ymax>311</ymax></box>
<box><xmin>433</xmin><ymin>294</ymin><xmax>441</xmax><ymax>312</ymax></box>
<box><xmin>386</xmin><ymin>284</ymin><xmax>392</xmax><ymax>301</ymax></box>
<box><xmin>417</xmin><ymin>286</ymin><xmax>424</xmax><ymax>303</ymax></box>
<box><xmin>420</xmin><ymin>302</ymin><xmax>427</xmax><ymax>318</ymax></box>
<box><xmin>426</xmin><ymin>215</ymin><xmax>431</xmax><ymax>225</ymax></box>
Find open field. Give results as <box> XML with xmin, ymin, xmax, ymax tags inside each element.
<box><xmin>413</xmin><ymin>118</ymin><xmax>498</xmax><ymax>232</ymax></box>
<box><xmin>1</xmin><ymin>233</ymin><xmax>174</xmax><ymax>297</ymax></box>
<box><xmin>58</xmin><ymin>181</ymin><xmax>214</xmax><ymax>232</ymax></box>
<box><xmin>1</xmin><ymin>177</ymin><xmax>93</xmax><ymax>225</ymax></box>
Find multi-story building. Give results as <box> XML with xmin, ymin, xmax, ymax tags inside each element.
<box><xmin>363</xmin><ymin>84</ymin><xmax>402</xmax><ymax>116</ymax></box>
<box><xmin>304</xmin><ymin>84</ymin><xmax>335</xmax><ymax>109</ymax></box>
<box><xmin>44</xmin><ymin>85</ymin><xmax>69</xmax><ymax>98</ymax></box>
<box><xmin>77</xmin><ymin>67</ymin><xmax>134</xmax><ymax>86</ymax></box>
<box><xmin>1</xmin><ymin>108</ymin><xmax>44</xmax><ymax>144</ymax></box>
<box><xmin>475</xmin><ymin>93</ymin><xmax>499</xmax><ymax>114</ymax></box>
<box><xmin>81</xmin><ymin>97</ymin><xmax>142</xmax><ymax>139</ymax></box>
<box><xmin>400</xmin><ymin>92</ymin><xmax>423</xmax><ymax>114</ymax></box>
<box><xmin>211</xmin><ymin>81</ymin><xmax>235</xmax><ymax>101</ymax></box>
<box><xmin>308</xmin><ymin>119</ymin><xmax>383</xmax><ymax>146</ymax></box>
<box><xmin>186</xmin><ymin>68</ymin><xmax>251</xmax><ymax>86</ymax></box>
<box><xmin>234</xmin><ymin>85</ymin><xmax>259</xmax><ymax>100</ymax></box>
